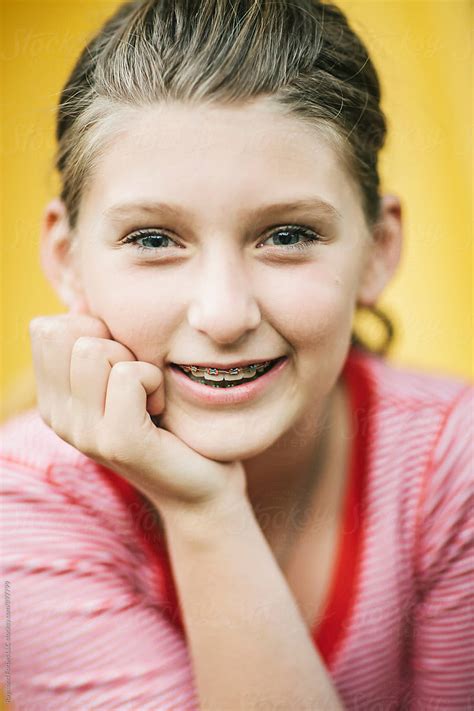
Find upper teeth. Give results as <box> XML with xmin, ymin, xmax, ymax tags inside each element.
<box><xmin>179</xmin><ymin>361</ymin><xmax>272</xmax><ymax>381</ymax></box>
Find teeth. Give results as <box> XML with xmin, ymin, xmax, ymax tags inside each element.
<box><xmin>179</xmin><ymin>361</ymin><xmax>272</xmax><ymax>381</ymax></box>
<box><xmin>223</xmin><ymin>371</ymin><xmax>249</xmax><ymax>382</ymax></box>
<box><xmin>204</xmin><ymin>366</ymin><xmax>255</xmax><ymax>382</ymax></box>
<box><xmin>203</xmin><ymin>370</ymin><xmax>224</xmax><ymax>382</ymax></box>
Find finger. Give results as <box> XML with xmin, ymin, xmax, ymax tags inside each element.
<box><xmin>29</xmin><ymin>315</ymin><xmax>113</xmax><ymax>425</ymax></box>
<box><xmin>29</xmin><ymin>316</ymin><xmax>84</xmax><ymax>424</ymax></box>
<box><xmin>70</xmin><ymin>336</ymin><xmax>137</xmax><ymax>423</ymax></box>
<box><xmin>29</xmin><ymin>318</ymin><xmax>54</xmax><ymax>422</ymax></box>
<box><xmin>100</xmin><ymin>362</ymin><xmax>235</xmax><ymax>507</ymax></box>
<box><xmin>101</xmin><ymin>362</ymin><xmax>204</xmax><ymax>500</ymax></box>
<box><xmin>103</xmin><ymin>361</ymin><xmax>164</xmax><ymax>434</ymax></box>
<box><xmin>146</xmin><ymin>378</ymin><xmax>166</xmax><ymax>417</ymax></box>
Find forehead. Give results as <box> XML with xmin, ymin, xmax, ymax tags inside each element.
<box><xmin>80</xmin><ymin>99</ymin><xmax>361</xmax><ymax>223</ymax></box>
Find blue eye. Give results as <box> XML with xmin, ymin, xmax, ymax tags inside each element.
<box><xmin>260</xmin><ymin>226</ymin><xmax>322</xmax><ymax>251</ymax></box>
<box><xmin>122</xmin><ymin>229</ymin><xmax>179</xmax><ymax>252</ymax></box>
<box><xmin>122</xmin><ymin>224</ymin><xmax>322</xmax><ymax>255</ymax></box>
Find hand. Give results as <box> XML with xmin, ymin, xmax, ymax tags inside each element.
<box><xmin>29</xmin><ymin>311</ymin><xmax>247</xmax><ymax>517</ymax></box>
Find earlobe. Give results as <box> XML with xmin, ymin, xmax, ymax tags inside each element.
<box><xmin>40</xmin><ymin>198</ymin><xmax>86</xmax><ymax>311</ymax></box>
<box><xmin>357</xmin><ymin>194</ymin><xmax>403</xmax><ymax>307</ymax></box>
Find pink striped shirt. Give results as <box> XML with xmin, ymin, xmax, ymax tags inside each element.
<box><xmin>1</xmin><ymin>346</ymin><xmax>473</xmax><ymax>710</ymax></box>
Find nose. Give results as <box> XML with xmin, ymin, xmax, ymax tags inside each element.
<box><xmin>187</xmin><ymin>250</ymin><xmax>261</xmax><ymax>345</ymax></box>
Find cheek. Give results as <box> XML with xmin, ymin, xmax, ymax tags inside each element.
<box><xmin>260</xmin><ymin>262</ymin><xmax>355</xmax><ymax>349</ymax></box>
<box><xmin>82</xmin><ymin>266</ymin><xmax>181</xmax><ymax>361</ymax></box>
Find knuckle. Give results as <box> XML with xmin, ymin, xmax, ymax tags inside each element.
<box><xmin>29</xmin><ymin>316</ymin><xmax>60</xmax><ymax>340</ymax></box>
<box><xmin>110</xmin><ymin>361</ymin><xmax>133</xmax><ymax>378</ymax></box>
<box><xmin>28</xmin><ymin>317</ymin><xmax>43</xmax><ymax>336</ymax></box>
<box><xmin>72</xmin><ymin>336</ymin><xmax>101</xmax><ymax>357</ymax></box>
<box><xmin>107</xmin><ymin>341</ymin><xmax>137</xmax><ymax>363</ymax></box>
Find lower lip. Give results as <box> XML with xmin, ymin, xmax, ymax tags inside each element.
<box><xmin>168</xmin><ymin>357</ymin><xmax>288</xmax><ymax>406</ymax></box>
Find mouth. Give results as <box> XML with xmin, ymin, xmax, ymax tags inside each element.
<box><xmin>170</xmin><ymin>357</ymin><xmax>285</xmax><ymax>388</ymax></box>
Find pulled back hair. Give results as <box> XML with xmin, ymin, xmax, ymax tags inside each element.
<box><xmin>55</xmin><ymin>0</ymin><xmax>396</xmax><ymax>356</ymax></box>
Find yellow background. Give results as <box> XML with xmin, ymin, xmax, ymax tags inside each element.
<box><xmin>1</xmin><ymin>0</ymin><xmax>473</xmax><ymax>427</ymax></box>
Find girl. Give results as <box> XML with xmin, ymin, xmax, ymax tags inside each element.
<box><xmin>1</xmin><ymin>1</ymin><xmax>472</xmax><ymax>709</ymax></box>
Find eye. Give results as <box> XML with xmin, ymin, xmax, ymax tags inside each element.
<box><xmin>258</xmin><ymin>225</ymin><xmax>323</xmax><ymax>252</ymax></box>
<box><xmin>120</xmin><ymin>224</ymin><xmax>324</xmax><ymax>255</ymax></box>
<box><xmin>121</xmin><ymin>228</ymin><xmax>180</xmax><ymax>253</ymax></box>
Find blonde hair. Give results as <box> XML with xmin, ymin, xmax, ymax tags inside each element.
<box><xmin>55</xmin><ymin>0</ymin><xmax>395</xmax><ymax>356</ymax></box>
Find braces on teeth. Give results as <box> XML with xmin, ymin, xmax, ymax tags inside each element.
<box><xmin>179</xmin><ymin>360</ymin><xmax>273</xmax><ymax>382</ymax></box>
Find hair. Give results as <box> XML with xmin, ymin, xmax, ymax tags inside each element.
<box><xmin>55</xmin><ymin>0</ymin><xmax>396</xmax><ymax>357</ymax></box>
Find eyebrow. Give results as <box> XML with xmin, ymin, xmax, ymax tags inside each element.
<box><xmin>103</xmin><ymin>197</ymin><xmax>342</xmax><ymax>223</ymax></box>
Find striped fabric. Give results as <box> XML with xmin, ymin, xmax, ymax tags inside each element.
<box><xmin>1</xmin><ymin>346</ymin><xmax>473</xmax><ymax>710</ymax></box>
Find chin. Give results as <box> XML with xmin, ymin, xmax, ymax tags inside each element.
<box><xmin>157</xmin><ymin>408</ymin><xmax>281</xmax><ymax>463</ymax></box>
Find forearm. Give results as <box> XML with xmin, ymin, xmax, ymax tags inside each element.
<box><xmin>158</xmin><ymin>489</ymin><xmax>345</xmax><ymax>711</ymax></box>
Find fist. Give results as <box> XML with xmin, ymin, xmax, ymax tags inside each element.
<box><xmin>29</xmin><ymin>313</ymin><xmax>246</xmax><ymax>516</ymax></box>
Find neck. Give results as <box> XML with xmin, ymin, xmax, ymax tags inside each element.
<box><xmin>243</xmin><ymin>380</ymin><xmax>343</xmax><ymax>536</ymax></box>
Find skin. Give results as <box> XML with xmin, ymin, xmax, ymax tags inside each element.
<box><xmin>34</xmin><ymin>97</ymin><xmax>402</xmax><ymax>530</ymax></box>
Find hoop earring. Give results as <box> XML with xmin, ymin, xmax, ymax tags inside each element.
<box><xmin>351</xmin><ymin>303</ymin><xmax>395</xmax><ymax>357</ymax></box>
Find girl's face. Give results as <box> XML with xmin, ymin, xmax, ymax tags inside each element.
<box><xmin>66</xmin><ymin>99</ymin><xmax>379</xmax><ymax>461</ymax></box>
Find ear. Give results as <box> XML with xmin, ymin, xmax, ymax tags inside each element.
<box><xmin>356</xmin><ymin>194</ymin><xmax>403</xmax><ymax>307</ymax></box>
<box><xmin>40</xmin><ymin>198</ymin><xmax>89</xmax><ymax>313</ymax></box>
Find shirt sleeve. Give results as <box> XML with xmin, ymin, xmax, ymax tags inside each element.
<box><xmin>0</xmin><ymin>456</ymin><xmax>199</xmax><ymax>711</ymax></box>
<box><xmin>408</xmin><ymin>385</ymin><xmax>474</xmax><ymax>710</ymax></box>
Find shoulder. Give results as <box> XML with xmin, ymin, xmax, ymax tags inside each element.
<box><xmin>347</xmin><ymin>346</ymin><xmax>471</xmax><ymax>411</ymax></box>
<box><xmin>344</xmin><ymin>348</ymin><xmax>472</xmax><ymax>527</ymax></box>
<box><xmin>346</xmin><ymin>347</ymin><xmax>472</xmax><ymax>448</ymax></box>
<box><xmin>370</xmin><ymin>351</ymin><xmax>472</xmax><ymax>475</ymax></box>
<box><xmin>344</xmin><ymin>351</ymin><xmax>472</xmax><ymax>615</ymax></box>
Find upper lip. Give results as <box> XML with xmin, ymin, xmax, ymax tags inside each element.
<box><xmin>171</xmin><ymin>357</ymin><xmax>283</xmax><ymax>369</ymax></box>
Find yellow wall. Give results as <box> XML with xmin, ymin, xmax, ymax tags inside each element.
<box><xmin>1</xmin><ymin>0</ymin><xmax>472</xmax><ymax>425</ymax></box>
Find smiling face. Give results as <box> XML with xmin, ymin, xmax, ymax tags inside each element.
<box><xmin>48</xmin><ymin>98</ymin><xmax>386</xmax><ymax>462</ymax></box>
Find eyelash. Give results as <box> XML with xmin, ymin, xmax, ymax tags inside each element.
<box><xmin>121</xmin><ymin>225</ymin><xmax>323</xmax><ymax>254</ymax></box>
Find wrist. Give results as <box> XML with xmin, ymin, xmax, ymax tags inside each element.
<box><xmin>157</xmin><ymin>482</ymin><xmax>251</xmax><ymax>547</ymax></box>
